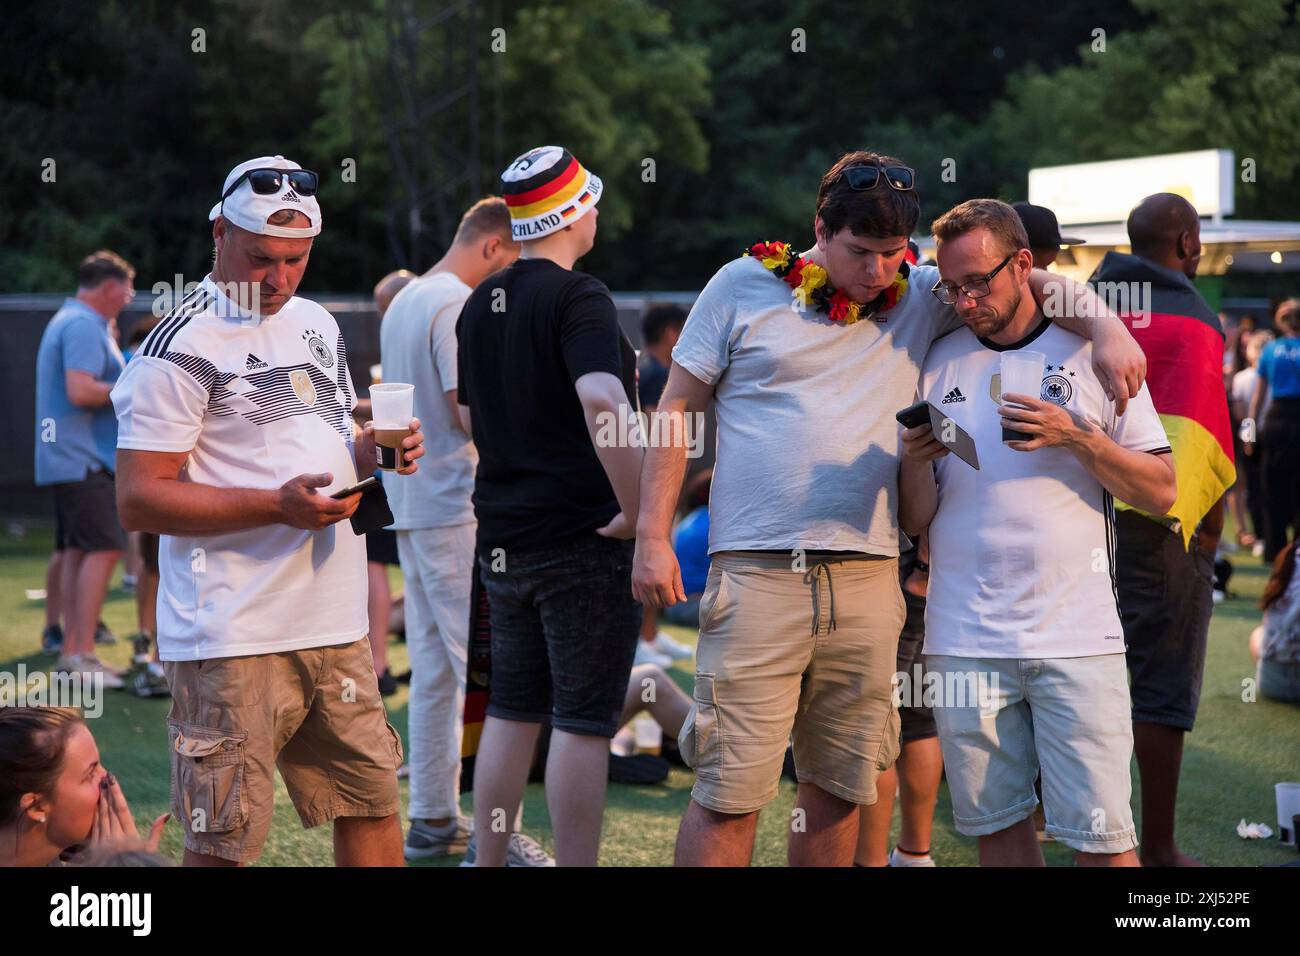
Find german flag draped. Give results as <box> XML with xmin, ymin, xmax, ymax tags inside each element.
<box><xmin>1089</xmin><ymin>253</ymin><xmax>1235</xmax><ymax>548</ymax></box>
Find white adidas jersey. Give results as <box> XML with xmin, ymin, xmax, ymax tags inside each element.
<box><xmin>919</xmin><ymin>319</ymin><xmax>1170</xmax><ymax>660</ymax></box>
<box><xmin>111</xmin><ymin>275</ymin><xmax>367</xmax><ymax>661</ymax></box>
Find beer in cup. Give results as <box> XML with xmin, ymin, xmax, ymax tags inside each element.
<box><xmin>369</xmin><ymin>382</ymin><xmax>414</xmax><ymax>470</ymax></box>
<box><xmin>999</xmin><ymin>349</ymin><xmax>1046</xmax><ymax>443</ymax></box>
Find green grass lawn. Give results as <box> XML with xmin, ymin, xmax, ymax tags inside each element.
<box><xmin>2</xmin><ymin>517</ymin><xmax>1296</xmax><ymax>866</ymax></box>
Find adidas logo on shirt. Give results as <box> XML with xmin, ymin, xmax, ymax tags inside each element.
<box><xmin>280</xmin><ymin>189</ymin><xmax>300</xmax><ymax>202</ymax></box>
<box><xmin>245</xmin><ymin>353</ymin><xmax>269</xmax><ymax>371</ymax></box>
<box><xmin>941</xmin><ymin>387</ymin><xmax>966</xmax><ymax>404</ymax></box>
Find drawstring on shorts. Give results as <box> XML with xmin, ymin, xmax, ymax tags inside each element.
<box><xmin>802</xmin><ymin>560</ymin><xmax>838</xmax><ymax>636</ymax></box>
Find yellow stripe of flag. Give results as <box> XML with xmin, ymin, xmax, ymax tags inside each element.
<box><xmin>1116</xmin><ymin>413</ymin><xmax>1235</xmax><ymax>549</ymax></box>
<box><xmin>507</xmin><ymin>174</ymin><xmax>586</xmax><ymax>220</ymax></box>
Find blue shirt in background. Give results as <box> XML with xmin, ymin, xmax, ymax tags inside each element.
<box><xmin>1259</xmin><ymin>335</ymin><xmax>1300</xmax><ymax>400</ymax></box>
<box><xmin>673</xmin><ymin>505</ymin><xmax>711</xmax><ymax>596</ymax></box>
<box><xmin>34</xmin><ymin>298</ymin><xmax>125</xmax><ymax>485</ymax></box>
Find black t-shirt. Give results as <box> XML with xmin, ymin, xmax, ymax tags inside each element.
<box><xmin>457</xmin><ymin>257</ymin><xmax>637</xmax><ymax>555</ymax></box>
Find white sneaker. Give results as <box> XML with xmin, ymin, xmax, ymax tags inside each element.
<box><xmin>650</xmin><ymin>631</ymin><xmax>693</xmax><ymax>660</ymax></box>
<box><xmin>459</xmin><ymin>832</ymin><xmax>556</xmax><ymax>867</ymax></box>
<box><xmin>72</xmin><ymin>655</ymin><xmax>125</xmax><ymax>690</ymax></box>
<box><xmin>633</xmin><ymin>641</ymin><xmax>673</xmax><ymax>669</ymax></box>
<box><xmin>889</xmin><ymin>846</ymin><xmax>936</xmax><ymax>867</ymax></box>
<box><xmin>610</xmin><ymin>726</ymin><xmax>637</xmax><ymax>757</ymax></box>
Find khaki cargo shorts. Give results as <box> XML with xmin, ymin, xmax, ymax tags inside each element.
<box><xmin>163</xmin><ymin>637</ymin><xmax>403</xmax><ymax>863</ymax></box>
<box><xmin>680</xmin><ymin>551</ymin><xmax>906</xmax><ymax>814</ymax></box>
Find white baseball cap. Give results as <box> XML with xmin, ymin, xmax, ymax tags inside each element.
<box><xmin>208</xmin><ymin>155</ymin><xmax>322</xmax><ymax>238</ymax></box>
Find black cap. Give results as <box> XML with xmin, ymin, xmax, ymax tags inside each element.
<box><xmin>1013</xmin><ymin>202</ymin><xmax>1085</xmax><ymax>250</ymax></box>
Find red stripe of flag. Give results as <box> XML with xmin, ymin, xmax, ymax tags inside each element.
<box><xmin>504</xmin><ymin>158</ymin><xmax>581</xmax><ymax>206</ymax></box>
<box><xmin>1122</xmin><ymin>310</ymin><xmax>1233</xmax><ymax>462</ymax></box>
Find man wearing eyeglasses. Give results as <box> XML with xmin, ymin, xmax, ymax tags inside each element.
<box><xmin>899</xmin><ymin>199</ymin><xmax>1175</xmax><ymax>866</ymax></box>
<box><xmin>110</xmin><ymin>155</ymin><xmax>425</xmax><ymax>866</ymax></box>
<box><xmin>633</xmin><ymin>151</ymin><xmax>1150</xmax><ymax>867</ymax></box>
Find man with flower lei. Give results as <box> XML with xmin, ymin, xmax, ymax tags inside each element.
<box><xmin>630</xmin><ymin>150</ymin><xmax>1148</xmax><ymax>867</ymax></box>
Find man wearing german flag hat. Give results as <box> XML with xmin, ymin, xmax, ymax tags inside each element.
<box><xmin>457</xmin><ymin>146</ymin><xmax>641</xmax><ymax>867</ymax></box>
<box><xmin>1089</xmin><ymin>192</ymin><xmax>1234</xmax><ymax>867</ymax></box>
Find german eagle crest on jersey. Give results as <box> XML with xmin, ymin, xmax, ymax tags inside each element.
<box><xmin>302</xmin><ymin>329</ymin><xmax>334</xmax><ymax>368</ymax></box>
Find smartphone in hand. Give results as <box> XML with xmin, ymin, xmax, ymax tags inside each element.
<box><xmin>329</xmin><ymin>476</ymin><xmax>380</xmax><ymax>499</ymax></box>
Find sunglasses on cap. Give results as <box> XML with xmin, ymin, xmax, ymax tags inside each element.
<box><xmin>220</xmin><ymin>168</ymin><xmax>320</xmax><ymax>203</ymax></box>
<box><xmin>839</xmin><ymin>161</ymin><xmax>915</xmax><ymax>193</ymax></box>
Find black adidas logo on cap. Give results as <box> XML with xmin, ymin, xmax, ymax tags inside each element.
<box><xmin>280</xmin><ymin>189</ymin><xmax>300</xmax><ymax>202</ymax></box>
<box><xmin>245</xmin><ymin>353</ymin><xmax>268</xmax><ymax>370</ymax></box>
<box><xmin>941</xmin><ymin>387</ymin><xmax>966</xmax><ymax>404</ymax></box>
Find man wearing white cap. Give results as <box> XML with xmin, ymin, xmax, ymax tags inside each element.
<box><xmin>111</xmin><ymin>155</ymin><xmax>425</xmax><ymax>866</ymax></box>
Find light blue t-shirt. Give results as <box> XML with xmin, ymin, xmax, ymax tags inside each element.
<box><xmin>671</xmin><ymin>256</ymin><xmax>961</xmax><ymax>556</ymax></box>
<box><xmin>1258</xmin><ymin>335</ymin><xmax>1300</xmax><ymax>400</ymax></box>
<box><xmin>34</xmin><ymin>299</ymin><xmax>125</xmax><ymax>485</ymax></box>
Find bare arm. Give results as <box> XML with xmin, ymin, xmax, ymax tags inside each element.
<box><xmin>66</xmin><ymin>369</ymin><xmax>114</xmax><ymax>409</ymax></box>
<box><xmin>1075</xmin><ymin>441</ymin><xmax>1176</xmax><ymax>516</ymax></box>
<box><xmin>897</xmin><ymin>425</ymin><xmax>945</xmax><ymax>536</ymax></box>
<box><xmin>444</xmin><ymin>389</ymin><xmax>467</xmax><ymax>437</ymax></box>
<box><xmin>116</xmin><ymin>448</ymin><xmax>361</xmax><ymax>536</ymax></box>
<box><xmin>1028</xmin><ymin>269</ymin><xmax>1146</xmax><ymax>414</ymax></box>
<box><xmin>1245</xmin><ymin>377</ymin><xmax>1269</xmax><ymax>455</ymax></box>
<box><xmin>631</xmin><ymin>362</ymin><xmax>715</xmax><ymax>607</ymax></box>
<box><xmin>575</xmin><ymin>371</ymin><xmax>644</xmax><ymax>537</ymax></box>
<box><xmin>456</xmin><ymin>398</ymin><xmax>472</xmax><ymax>436</ymax></box>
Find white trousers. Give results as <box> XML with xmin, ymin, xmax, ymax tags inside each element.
<box><xmin>395</xmin><ymin>522</ymin><xmax>476</xmax><ymax>820</ymax></box>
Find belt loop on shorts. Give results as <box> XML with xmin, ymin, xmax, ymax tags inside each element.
<box><xmin>802</xmin><ymin>561</ymin><xmax>837</xmax><ymax>636</ymax></box>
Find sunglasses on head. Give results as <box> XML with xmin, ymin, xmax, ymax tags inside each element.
<box><xmin>840</xmin><ymin>162</ymin><xmax>915</xmax><ymax>193</ymax></box>
<box><xmin>220</xmin><ymin>168</ymin><xmax>319</xmax><ymax>203</ymax></box>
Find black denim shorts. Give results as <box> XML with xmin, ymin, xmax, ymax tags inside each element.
<box><xmin>1116</xmin><ymin>510</ymin><xmax>1214</xmax><ymax>731</ymax></box>
<box><xmin>897</xmin><ymin>594</ymin><xmax>937</xmax><ymax>743</ymax></box>
<box><xmin>53</xmin><ymin>468</ymin><xmax>126</xmax><ymax>553</ymax></box>
<box><xmin>478</xmin><ymin>533</ymin><xmax>640</xmax><ymax>738</ymax></box>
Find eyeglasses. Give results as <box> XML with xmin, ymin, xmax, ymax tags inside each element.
<box><xmin>930</xmin><ymin>253</ymin><xmax>1016</xmax><ymax>304</ymax></box>
<box><xmin>220</xmin><ymin>168</ymin><xmax>319</xmax><ymax>204</ymax></box>
<box><xmin>840</xmin><ymin>161</ymin><xmax>915</xmax><ymax>193</ymax></box>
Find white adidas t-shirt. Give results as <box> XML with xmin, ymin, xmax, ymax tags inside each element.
<box><xmin>920</xmin><ymin>318</ymin><xmax>1170</xmax><ymax>659</ymax></box>
<box><xmin>110</xmin><ymin>276</ymin><xmax>368</xmax><ymax>661</ymax></box>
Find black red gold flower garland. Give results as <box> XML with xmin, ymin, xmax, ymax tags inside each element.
<box><xmin>744</xmin><ymin>240</ymin><xmax>909</xmax><ymax>325</ymax></box>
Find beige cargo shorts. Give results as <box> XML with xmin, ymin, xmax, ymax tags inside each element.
<box><xmin>680</xmin><ymin>551</ymin><xmax>906</xmax><ymax>814</ymax></box>
<box><xmin>163</xmin><ymin>637</ymin><xmax>403</xmax><ymax>863</ymax></box>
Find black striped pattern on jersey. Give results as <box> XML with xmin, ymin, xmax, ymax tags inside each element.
<box><xmin>205</xmin><ymin>361</ymin><xmax>351</xmax><ymax>440</ymax></box>
<box><xmin>1102</xmin><ymin>489</ymin><xmax>1120</xmax><ymax>618</ymax></box>
<box><xmin>141</xmin><ymin>286</ymin><xmax>213</xmax><ymax>359</ymax></box>
<box><xmin>157</xmin><ymin>351</ymin><xmax>221</xmax><ymax>393</ymax></box>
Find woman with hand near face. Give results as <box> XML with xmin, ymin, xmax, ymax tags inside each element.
<box><xmin>0</xmin><ymin>707</ymin><xmax>169</xmax><ymax>867</ymax></box>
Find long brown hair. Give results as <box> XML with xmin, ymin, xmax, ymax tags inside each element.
<box><xmin>0</xmin><ymin>707</ymin><xmax>85</xmax><ymax>828</ymax></box>
<box><xmin>1261</xmin><ymin>542</ymin><xmax>1298</xmax><ymax>613</ymax></box>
